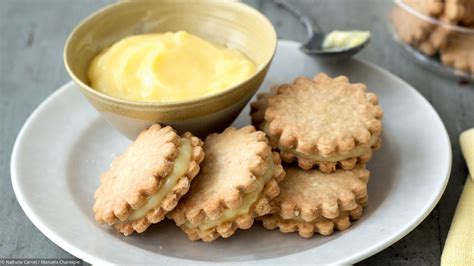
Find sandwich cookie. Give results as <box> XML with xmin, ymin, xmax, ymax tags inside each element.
<box><xmin>251</xmin><ymin>73</ymin><xmax>383</xmax><ymax>172</ymax></box>
<box><xmin>169</xmin><ymin>126</ymin><xmax>285</xmax><ymax>242</ymax></box>
<box><xmin>93</xmin><ymin>124</ymin><xmax>205</xmax><ymax>235</ymax></box>
<box><xmin>260</xmin><ymin>167</ymin><xmax>370</xmax><ymax>238</ymax></box>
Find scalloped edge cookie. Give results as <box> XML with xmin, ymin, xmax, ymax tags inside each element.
<box><xmin>259</xmin><ymin>167</ymin><xmax>369</xmax><ymax>238</ymax></box>
<box><xmin>261</xmin><ymin>205</ymin><xmax>364</xmax><ymax>238</ymax></box>
<box><xmin>445</xmin><ymin>0</ymin><xmax>474</xmax><ymax>26</ymax></box>
<box><xmin>395</xmin><ymin>0</ymin><xmax>468</xmax><ymax>57</ymax></box>
<box><xmin>417</xmin><ymin>7</ymin><xmax>465</xmax><ymax>56</ymax></box>
<box><xmin>168</xmin><ymin>126</ymin><xmax>285</xmax><ymax>242</ymax></box>
<box><xmin>403</xmin><ymin>0</ymin><xmax>444</xmax><ymax>16</ymax></box>
<box><xmin>93</xmin><ymin>124</ymin><xmax>205</xmax><ymax>236</ymax></box>
<box><xmin>440</xmin><ymin>32</ymin><xmax>474</xmax><ymax>74</ymax></box>
<box><xmin>391</xmin><ymin>3</ymin><xmax>436</xmax><ymax>46</ymax></box>
<box><xmin>250</xmin><ymin>73</ymin><xmax>383</xmax><ymax>172</ymax></box>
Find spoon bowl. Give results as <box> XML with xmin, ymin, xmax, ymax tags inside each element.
<box><xmin>273</xmin><ymin>0</ymin><xmax>371</xmax><ymax>61</ymax></box>
<box><xmin>302</xmin><ymin>32</ymin><xmax>371</xmax><ymax>62</ymax></box>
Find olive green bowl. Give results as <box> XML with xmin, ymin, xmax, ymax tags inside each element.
<box><xmin>64</xmin><ymin>0</ymin><xmax>276</xmax><ymax>139</ymax></box>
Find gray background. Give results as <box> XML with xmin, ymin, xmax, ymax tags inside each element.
<box><xmin>1</xmin><ymin>0</ymin><xmax>472</xmax><ymax>265</ymax></box>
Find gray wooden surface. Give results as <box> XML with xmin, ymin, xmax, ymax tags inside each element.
<box><xmin>0</xmin><ymin>0</ymin><xmax>472</xmax><ymax>265</ymax></box>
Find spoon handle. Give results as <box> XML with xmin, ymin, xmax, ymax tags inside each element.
<box><xmin>272</xmin><ymin>0</ymin><xmax>321</xmax><ymax>37</ymax></box>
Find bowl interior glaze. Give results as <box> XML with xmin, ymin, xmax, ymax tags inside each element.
<box><xmin>65</xmin><ymin>0</ymin><xmax>277</xmax><ymax>107</ymax></box>
<box><xmin>63</xmin><ymin>0</ymin><xmax>277</xmax><ymax>138</ymax></box>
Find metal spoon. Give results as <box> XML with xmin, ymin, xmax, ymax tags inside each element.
<box><xmin>273</xmin><ymin>0</ymin><xmax>371</xmax><ymax>61</ymax></box>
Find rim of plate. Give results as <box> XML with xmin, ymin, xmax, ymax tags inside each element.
<box><xmin>11</xmin><ymin>40</ymin><xmax>452</xmax><ymax>264</ymax></box>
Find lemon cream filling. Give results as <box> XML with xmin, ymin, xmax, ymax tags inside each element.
<box><xmin>285</xmin><ymin>217</ymin><xmax>331</xmax><ymax>223</ymax></box>
<box><xmin>126</xmin><ymin>138</ymin><xmax>192</xmax><ymax>221</ymax></box>
<box><xmin>88</xmin><ymin>31</ymin><xmax>257</xmax><ymax>102</ymax></box>
<box><xmin>263</xmin><ymin>124</ymin><xmax>378</xmax><ymax>162</ymax></box>
<box><xmin>322</xmin><ymin>30</ymin><xmax>370</xmax><ymax>50</ymax></box>
<box><xmin>185</xmin><ymin>158</ymin><xmax>275</xmax><ymax>231</ymax></box>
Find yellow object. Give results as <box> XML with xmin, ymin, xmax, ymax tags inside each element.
<box><xmin>185</xmin><ymin>157</ymin><xmax>275</xmax><ymax>231</ymax></box>
<box><xmin>441</xmin><ymin>178</ymin><xmax>473</xmax><ymax>265</ymax></box>
<box><xmin>88</xmin><ymin>31</ymin><xmax>257</xmax><ymax>102</ymax></box>
<box><xmin>125</xmin><ymin>138</ymin><xmax>192</xmax><ymax>221</ymax></box>
<box><xmin>441</xmin><ymin>128</ymin><xmax>474</xmax><ymax>265</ymax></box>
<box><xmin>322</xmin><ymin>30</ymin><xmax>370</xmax><ymax>50</ymax></box>
<box><xmin>263</xmin><ymin>123</ymin><xmax>379</xmax><ymax>162</ymax></box>
<box><xmin>460</xmin><ymin>128</ymin><xmax>474</xmax><ymax>180</ymax></box>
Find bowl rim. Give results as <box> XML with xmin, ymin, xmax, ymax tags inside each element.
<box><xmin>63</xmin><ymin>0</ymin><xmax>277</xmax><ymax>108</ymax></box>
<box><xmin>394</xmin><ymin>0</ymin><xmax>474</xmax><ymax>34</ymax></box>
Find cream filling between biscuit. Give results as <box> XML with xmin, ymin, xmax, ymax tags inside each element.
<box><xmin>185</xmin><ymin>158</ymin><xmax>275</xmax><ymax>231</ymax></box>
<box><xmin>262</xmin><ymin>123</ymin><xmax>377</xmax><ymax>162</ymax></box>
<box><xmin>126</xmin><ymin>138</ymin><xmax>192</xmax><ymax>221</ymax></box>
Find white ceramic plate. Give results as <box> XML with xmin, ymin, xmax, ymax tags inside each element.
<box><xmin>11</xmin><ymin>41</ymin><xmax>451</xmax><ymax>264</ymax></box>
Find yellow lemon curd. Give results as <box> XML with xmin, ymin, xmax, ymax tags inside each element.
<box><xmin>88</xmin><ymin>31</ymin><xmax>257</xmax><ymax>102</ymax></box>
<box><xmin>322</xmin><ymin>30</ymin><xmax>370</xmax><ymax>50</ymax></box>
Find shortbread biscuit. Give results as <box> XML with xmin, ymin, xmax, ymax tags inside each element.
<box><xmin>93</xmin><ymin>124</ymin><xmax>205</xmax><ymax>235</ymax></box>
<box><xmin>417</xmin><ymin>16</ymin><xmax>453</xmax><ymax>56</ymax></box>
<box><xmin>251</xmin><ymin>73</ymin><xmax>383</xmax><ymax>173</ymax></box>
<box><xmin>392</xmin><ymin>3</ymin><xmax>435</xmax><ymax>45</ymax></box>
<box><xmin>416</xmin><ymin>0</ymin><xmax>466</xmax><ymax>57</ymax></box>
<box><xmin>459</xmin><ymin>0</ymin><xmax>474</xmax><ymax>26</ymax></box>
<box><xmin>393</xmin><ymin>0</ymin><xmax>473</xmax><ymax>59</ymax></box>
<box><xmin>168</xmin><ymin>126</ymin><xmax>285</xmax><ymax>242</ymax></box>
<box><xmin>260</xmin><ymin>167</ymin><xmax>369</xmax><ymax>238</ymax></box>
<box><xmin>440</xmin><ymin>33</ymin><xmax>474</xmax><ymax>73</ymax></box>
<box><xmin>421</xmin><ymin>1</ymin><xmax>474</xmax><ymax>70</ymax></box>
<box><xmin>403</xmin><ymin>0</ymin><xmax>444</xmax><ymax>16</ymax></box>
<box><xmin>445</xmin><ymin>0</ymin><xmax>474</xmax><ymax>26</ymax></box>
<box><xmin>393</xmin><ymin>0</ymin><xmax>451</xmax><ymax>56</ymax></box>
